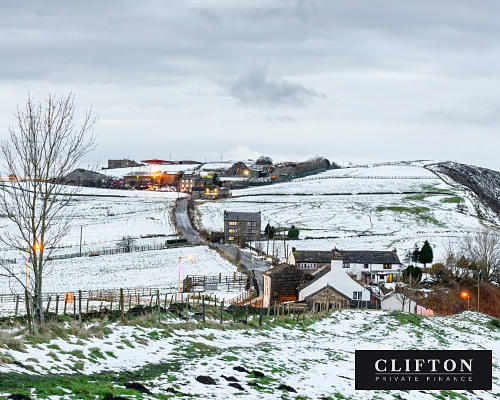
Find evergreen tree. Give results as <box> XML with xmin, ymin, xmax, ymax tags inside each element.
<box><xmin>419</xmin><ymin>240</ymin><xmax>433</xmax><ymax>267</ymax></box>
<box><xmin>264</xmin><ymin>223</ymin><xmax>276</xmax><ymax>239</ymax></box>
<box><xmin>212</xmin><ymin>173</ymin><xmax>222</xmax><ymax>186</ymax></box>
<box><xmin>288</xmin><ymin>225</ymin><xmax>300</xmax><ymax>239</ymax></box>
<box><xmin>411</xmin><ymin>245</ymin><xmax>420</xmax><ymax>264</ymax></box>
<box><xmin>402</xmin><ymin>265</ymin><xmax>423</xmax><ymax>284</ymax></box>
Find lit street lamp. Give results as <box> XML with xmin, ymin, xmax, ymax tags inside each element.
<box><xmin>26</xmin><ymin>242</ymin><xmax>42</xmax><ymax>289</ymax></box>
<box><xmin>461</xmin><ymin>291</ymin><xmax>469</xmax><ymax>310</ymax></box>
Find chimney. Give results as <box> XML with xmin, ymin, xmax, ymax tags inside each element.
<box><xmin>291</xmin><ymin>247</ymin><xmax>296</xmax><ymax>253</ymax></box>
<box><xmin>393</xmin><ymin>248</ymin><xmax>397</xmax><ymax>252</ymax></box>
<box><xmin>332</xmin><ymin>247</ymin><xmax>339</xmax><ymax>260</ymax></box>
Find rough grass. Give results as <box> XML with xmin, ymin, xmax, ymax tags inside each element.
<box><xmin>441</xmin><ymin>196</ymin><xmax>464</xmax><ymax>204</ymax></box>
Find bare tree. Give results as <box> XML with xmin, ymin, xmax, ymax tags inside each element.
<box><xmin>461</xmin><ymin>229</ymin><xmax>500</xmax><ymax>282</ymax></box>
<box><xmin>0</xmin><ymin>93</ymin><xmax>97</xmax><ymax>326</ymax></box>
<box><xmin>117</xmin><ymin>236</ymin><xmax>135</xmax><ymax>253</ymax></box>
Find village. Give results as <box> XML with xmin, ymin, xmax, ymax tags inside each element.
<box><xmin>59</xmin><ymin>156</ymin><xmax>443</xmax><ymax>319</ymax></box>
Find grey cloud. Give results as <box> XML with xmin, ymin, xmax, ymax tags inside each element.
<box><xmin>223</xmin><ymin>68</ymin><xmax>324</xmax><ymax>108</ymax></box>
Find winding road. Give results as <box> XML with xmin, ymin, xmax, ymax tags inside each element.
<box><xmin>174</xmin><ymin>197</ymin><xmax>270</xmax><ymax>294</ymax></box>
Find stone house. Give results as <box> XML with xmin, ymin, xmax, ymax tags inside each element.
<box><xmin>288</xmin><ymin>247</ymin><xmax>402</xmax><ymax>285</ymax></box>
<box><xmin>223</xmin><ymin>211</ymin><xmax>261</xmax><ymax>244</ymax></box>
<box><xmin>298</xmin><ymin>258</ymin><xmax>372</xmax><ymax>311</ymax></box>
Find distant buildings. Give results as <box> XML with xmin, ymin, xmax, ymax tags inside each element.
<box><xmin>105</xmin><ymin>159</ymin><xmax>142</xmax><ymax>169</ymax></box>
<box><xmin>223</xmin><ymin>211</ymin><xmax>261</xmax><ymax>244</ymax></box>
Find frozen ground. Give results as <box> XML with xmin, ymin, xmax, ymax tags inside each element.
<box><xmin>0</xmin><ymin>187</ymin><xmax>186</xmax><ymax>259</ymax></box>
<box><xmin>0</xmin><ymin>310</ymin><xmax>498</xmax><ymax>399</ymax></box>
<box><xmin>198</xmin><ymin>163</ymin><xmax>497</xmax><ymax>261</ymax></box>
<box><xmin>0</xmin><ymin>245</ymin><xmax>239</xmax><ymax>296</ymax></box>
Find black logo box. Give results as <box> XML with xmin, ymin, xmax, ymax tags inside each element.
<box><xmin>355</xmin><ymin>350</ymin><xmax>492</xmax><ymax>390</ymax></box>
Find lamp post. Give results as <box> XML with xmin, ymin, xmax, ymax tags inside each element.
<box><xmin>26</xmin><ymin>242</ymin><xmax>42</xmax><ymax>290</ymax></box>
<box><xmin>461</xmin><ymin>291</ymin><xmax>469</xmax><ymax>310</ymax></box>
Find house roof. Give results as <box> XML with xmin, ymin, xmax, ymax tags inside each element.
<box><xmin>293</xmin><ymin>251</ymin><xmax>333</xmax><ymax>263</ymax></box>
<box><xmin>224</xmin><ymin>211</ymin><xmax>261</xmax><ymax>222</ymax></box>
<box><xmin>296</xmin><ymin>266</ymin><xmax>331</xmax><ymax>291</ymax></box>
<box><xmin>263</xmin><ymin>262</ymin><xmax>297</xmax><ymax>276</ymax></box>
<box><xmin>292</xmin><ymin>249</ymin><xmax>401</xmax><ymax>264</ymax></box>
<box><xmin>341</xmin><ymin>250</ymin><xmax>401</xmax><ymax>264</ymax></box>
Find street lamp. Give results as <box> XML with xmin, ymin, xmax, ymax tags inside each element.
<box><xmin>461</xmin><ymin>291</ymin><xmax>469</xmax><ymax>310</ymax></box>
<box><xmin>26</xmin><ymin>242</ymin><xmax>42</xmax><ymax>289</ymax></box>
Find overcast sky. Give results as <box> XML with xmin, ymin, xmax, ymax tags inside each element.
<box><xmin>1</xmin><ymin>0</ymin><xmax>499</xmax><ymax>170</ymax></box>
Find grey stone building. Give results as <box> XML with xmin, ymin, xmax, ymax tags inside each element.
<box><xmin>223</xmin><ymin>211</ymin><xmax>261</xmax><ymax>244</ymax></box>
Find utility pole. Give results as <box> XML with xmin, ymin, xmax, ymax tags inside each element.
<box><xmin>79</xmin><ymin>226</ymin><xmax>83</xmax><ymax>257</ymax></box>
<box><xmin>477</xmin><ymin>260</ymin><xmax>480</xmax><ymax>313</ymax></box>
<box><xmin>408</xmin><ymin>273</ymin><xmax>412</xmax><ymax>314</ymax></box>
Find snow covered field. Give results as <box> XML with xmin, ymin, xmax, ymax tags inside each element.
<box><xmin>0</xmin><ymin>310</ymin><xmax>498</xmax><ymax>399</ymax></box>
<box><xmin>0</xmin><ymin>245</ymin><xmax>242</xmax><ymax>315</ymax></box>
<box><xmin>0</xmin><ymin>187</ymin><xmax>185</xmax><ymax>259</ymax></box>
<box><xmin>198</xmin><ymin>164</ymin><xmax>496</xmax><ymax>261</ymax></box>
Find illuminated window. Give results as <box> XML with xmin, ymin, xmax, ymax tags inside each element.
<box><xmin>383</xmin><ymin>263</ymin><xmax>392</xmax><ymax>269</ymax></box>
<box><xmin>229</xmin><ymin>236</ymin><xmax>234</xmax><ymax>241</ymax></box>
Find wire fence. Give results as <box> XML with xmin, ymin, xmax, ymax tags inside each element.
<box><xmin>46</xmin><ymin>240</ymin><xmax>190</xmax><ymax>261</ymax></box>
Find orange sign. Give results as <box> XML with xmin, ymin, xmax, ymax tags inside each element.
<box><xmin>64</xmin><ymin>292</ymin><xmax>74</xmax><ymax>305</ymax></box>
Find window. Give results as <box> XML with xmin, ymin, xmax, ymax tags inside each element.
<box><xmin>364</xmin><ymin>263</ymin><xmax>369</xmax><ymax>269</ymax></box>
<box><xmin>252</xmin><ymin>222</ymin><xmax>257</xmax><ymax>226</ymax></box>
<box><xmin>229</xmin><ymin>236</ymin><xmax>234</xmax><ymax>241</ymax></box>
<box><xmin>353</xmin><ymin>291</ymin><xmax>362</xmax><ymax>300</ymax></box>
<box><xmin>229</xmin><ymin>221</ymin><xmax>237</xmax><ymax>226</ymax></box>
<box><xmin>247</xmin><ymin>221</ymin><xmax>252</xmax><ymax>226</ymax></box>
<box><xmin>383</xmin><ymin>263</ymin><xmax>392</xmax><ymax>270</ymax></box>
<box><xmin>342</xmin><ymin>262</ymin><xmax>350</xmax><ymax>268</ymax></box>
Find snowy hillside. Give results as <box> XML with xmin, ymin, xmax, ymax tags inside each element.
<box><xmin>0</xmin><ymin>187</ymin><xmax>184</xmax><ymax>259</ymax></box>
<box><xmin>0</xmin><ymin>310</ymin><xmax>498</xmax><ymax>399</ymax></box>
<box><xmin>198</xmin><ymin>163</ymin><xmax>498</xmax><ymax>260</ymax></box>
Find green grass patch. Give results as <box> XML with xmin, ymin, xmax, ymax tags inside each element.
<box><xmin>441</xmin><ymin>196</ymin><xmax>463</xmax><ymax>203</ymax></box>
<box><xmin>421</xmin><ymin>185</ymin><xmax>452</xmax><ymax>194</ymax></box>
<box><xmin>376</xmin><ymin>206</ymin><xmax>430</xmax><ymax>214</ymax></box>
<box><xmin>88</xmin><ymin>347</ymin><xmax>105</xmax><ymax>360</ymax></box>
<box><xmin>389</xmin><ymin>311</ymin><xmax>424</xmax><ymax>326</ymax></box>
<box><xmin>406</xmin><ymin>193</ymin><xmax>434</xmax><ymax>201</ymax></box>
<box><xmin>222</xmin><ymin>355</ymin><xmax>238</xmax><ymax>362</ymax></box>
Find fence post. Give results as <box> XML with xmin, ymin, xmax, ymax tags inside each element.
<box><xmin>14</xmin><ymin>295</ymin><xmax>19</xmax><ymax>320</ymax></box>
<box><xmin>233</xmin><ymin>301</ymin><xmax>236</xmax><ymax>323</ymax></box>
<box><xmin>157</xmin><ymin>290</ymin><xmax>161</xmax><ymax>324</ymax></box>
<box><xmin>202</xmin><ymin>296</ymin><xmax>205</xmax><ymax>324</ymax></box>
<box><xmin>73</xmin><ymin>293</ymin><xmax>76</xmax><ymax>318</ymax></box>
<box><xmin>120</xmin><ymin>289</ymin><xmax>125</xmax><ymax>320</ymax></box>
<box><xmin>245</xmin><ymin>305</ymin><xmax>248</xmax><ymax>324</ymax></box>
<box><xmin>55</xmin><ymin>295</ymin><xmax>59</xmax><ymax>316</ymax></box>
<box><xmin>259</xmin><ymin>304</ymin><xmax>263</xmax><ymax>326</ymax></box>
<box><xmin>185</xmin><ymin>295</ymin><xmax>189</xmax><ymax>323</ymax></box>
<box><xmin>164</xmin><ymin>294</ymin><xmax>167</xmax><ymax>309</ymax></box>
<box><xmin>63</xmin><ymin>294</ymin><xmax>67</xmax><ymax>315</ymax></box>
<box><xmin>45</xmin><ymin>296</ymin><xmax>51</xmax><ymax>314</ymax></box>
<box><xmin>110</xmin><ymin>296</ymin><xmax>113</xmax><ymax>311</ymax></box>
<box><xmin>220</xmin><ymin>300</ymin><xmax>224</xmax><ymax>324</ymax></box>
<box><xmin>78</xmin><ymin>290</ymin><xmax>82</xmax><ymax>324</ymax></box>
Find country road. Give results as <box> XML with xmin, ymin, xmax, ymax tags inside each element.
<box><xmin>174</xmin><ymin>198</ymin><xmax>205</xmax><ymax>245</ymax></box>
<box><xmin>174</xmin><ymin>197</ymin><xmax>270</xmax><ymax>294</ymax></box>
